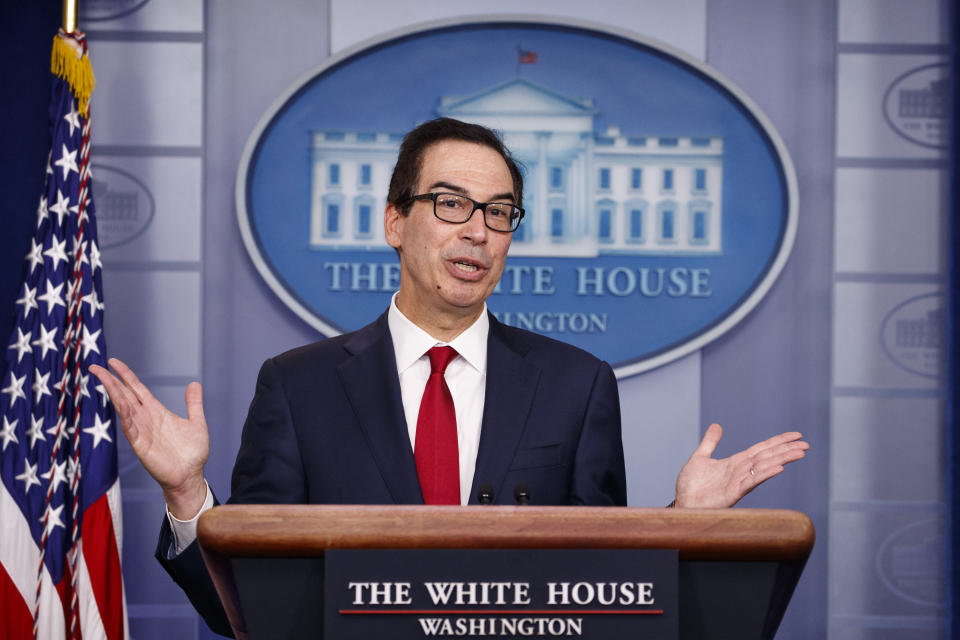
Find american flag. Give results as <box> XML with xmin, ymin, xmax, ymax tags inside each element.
<box><xmin>0</xmin><ymin>30</ymin><xmax>127</xmax><ymax>639</ymax></box>
<box><xmin>517</xmin><ymin>48</ymin><xmax>538</xmax><ymax>64</ymax></box>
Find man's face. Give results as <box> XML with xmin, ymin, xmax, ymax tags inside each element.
<box><xmin>385</xmin><ymin>139</ymin><xmax>514</xmax><ymax>333</ymax></box>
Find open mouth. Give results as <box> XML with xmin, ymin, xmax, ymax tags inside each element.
<box><xmin>447</xmin><ymin>256</ymin><xmax>489</xmax><ymax>280</ymax></box>
<box><xmin>453</xmin><ymin>261</ymin><xmax>479</xmax><ymax>273</ymax></box>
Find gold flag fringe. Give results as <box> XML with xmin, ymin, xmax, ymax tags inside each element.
<box><xmin>51</xmin><ymin>32</ymin><xmax>95</xmax><ymax>113</ymax></box>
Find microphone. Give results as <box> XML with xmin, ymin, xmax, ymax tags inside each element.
<box><xmin>513</xmin><ymin>483</ymin><xmax>531</xmax><ymax>505</ymax></box>
<box><xmin>477</xmin><ymin>484</ymin><xmax>495</xmax><ymax>505</ymax></box>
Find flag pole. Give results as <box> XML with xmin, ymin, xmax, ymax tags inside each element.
<box><xmin>62</xmin><ymin>0</ymin><xmax>77</xmax><ymax>34</ymax></box>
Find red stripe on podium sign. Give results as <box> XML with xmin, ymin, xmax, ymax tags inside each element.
<box><xmin>339</xmin><ymin>609</ymin><xmax>665</xmax><ymax>615</ymax></box>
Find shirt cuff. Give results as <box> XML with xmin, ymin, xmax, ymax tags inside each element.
<box><xmin>165</xmin><ymin>480</ymin><xmax>214</xmax><ymax>557</ymax></box>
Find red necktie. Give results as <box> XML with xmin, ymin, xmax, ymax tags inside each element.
<box><xmin>414</xmin><ymin>346</ymin><xmax>460</xmax><ymax>505</ymax></box>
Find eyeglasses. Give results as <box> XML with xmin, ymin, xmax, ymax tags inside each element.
<box><xmin>407</xmin><ymin>192</ymin><xmax>524</xmax><ymax>232</ymax></box>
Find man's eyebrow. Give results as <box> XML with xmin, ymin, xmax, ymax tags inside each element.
<box><xmin>427</xmin><ymin>181</ymin><xmax>467</xmax><ymax>194</ymax></box>
<box><xmin>427</xmin><ymin>181</ymin><xmax>516</xmax><ymax>203</ymax></box>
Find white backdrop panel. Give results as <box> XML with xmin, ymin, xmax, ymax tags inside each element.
<box><xmin>102</xmin><ymin>270</ymin><xmax>201</xmax><ymax>377</ymax></box>
<box><xmin>831</xmin><ymin>396</ymin><xmax>944</xmax><ymax>503</ymax></box>
<box><xmin>838</xmin><ymin>0</ymin><xmax>949</xmax><ymax>44</ymax></box>
<box><xmin>834</xmin><ymin>167</ymin><xmax>947</xmax><ymax>274</ymax></box>
<box><xmin>91</xmin><ymin>41</ymin><xmax>203</xmax><ymax>147</ymax></box>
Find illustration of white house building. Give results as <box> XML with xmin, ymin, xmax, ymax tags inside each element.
<box><xmin>309</xmin><ymin>78</ymin><xmax>723</xmax><ymax>257</ymax></box>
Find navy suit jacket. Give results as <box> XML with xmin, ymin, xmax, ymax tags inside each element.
<box><xmin>157</xmin><ymin>312</ymin><xmax>626</xmax><ymax>636</ymax></box>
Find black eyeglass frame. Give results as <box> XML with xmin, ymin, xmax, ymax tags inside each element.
<box><xmin>406</xmin><ymin>192</ymin><xmax>525</xmax><ymax>233</ymax></box>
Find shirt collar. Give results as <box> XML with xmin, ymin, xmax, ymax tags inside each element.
<box><xmin>388</xmin><ymin>292</ymin><xmax>488</xmax><ymax>375</ymax></box>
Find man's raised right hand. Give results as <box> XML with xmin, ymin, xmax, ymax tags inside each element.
<box><xmin>89</xmin><ymin>357</ymin><xmax>209</xmax><ymax>519</ymax></box>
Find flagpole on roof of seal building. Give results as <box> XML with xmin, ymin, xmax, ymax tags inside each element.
<box><xmin>62</xmin><ymin>0</ymin><xmax>77</xmax><ymax>33</ymax></box>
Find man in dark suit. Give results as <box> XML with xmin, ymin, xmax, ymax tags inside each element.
<box><xmin>91</xmin><ymin>118</ymin><xmax>808</xmax><ymax>637</ymax></box>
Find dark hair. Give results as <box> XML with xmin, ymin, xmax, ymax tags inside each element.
<box><xmin>387</xmin><ymin>118</ymin><xmax>524</xmax><ymax>214</ymax></box>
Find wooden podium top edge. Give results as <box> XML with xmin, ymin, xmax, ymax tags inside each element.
<box><xmin>197</xmin><ymin>505</ymin><xmax>814</xmax><ymax>562</ymax></box>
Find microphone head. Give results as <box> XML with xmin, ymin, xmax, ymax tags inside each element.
<box><xmin>513</xmin><ymin>482</ymin><xmax>531</xmax><ymax>505</ymax></box>
<box><xmin>477</xmin><ymin>483</ymin><xmax>495</xmax><ymax>505</ymax></box>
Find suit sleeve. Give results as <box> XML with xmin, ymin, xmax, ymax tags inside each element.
<box><xmin>154</xmin><ymin>357</ymin><xmax>307</xmax><ymax>638</ymax></box>
<box><xmin>155</xmin><ymin>498</ymin><xmax>234</xmax><ymax>638</ymax></box>
<box><xmin>569</xmin><ymin>360</ymin><xmax>627</xmax><ymax>506</ymax></box>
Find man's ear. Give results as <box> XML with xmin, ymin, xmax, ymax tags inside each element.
<box><xmin>384</xmin><ymin>202</ymin><xmax>404</xmax><ymax>250</ymax></box>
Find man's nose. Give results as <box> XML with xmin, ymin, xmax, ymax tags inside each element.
<box><xmin>460</xmin><ymin>205</ymin><xmax>489</xmax><ymax>242</ymax></box>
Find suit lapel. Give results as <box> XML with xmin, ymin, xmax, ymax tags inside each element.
<box><xmin>337</xmin><ymin>313</ymin><xmax>424</xmax><ymax>504</ymax></box>
<box><xmin>469</xmin><ymin>316</ymin><xmax>541</xmax><ymax>504</ymax></box>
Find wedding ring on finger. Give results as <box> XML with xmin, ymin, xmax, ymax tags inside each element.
<box><xmin>749</xmin><ymin>466</ymin><xmax>756</xmax><ymax>477</ymax></box>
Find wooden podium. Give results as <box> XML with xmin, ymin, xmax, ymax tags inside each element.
<box><xmin>197</xmin><ymin>505</ymin><xmax>814</xmax><ymax>639</ymax></box>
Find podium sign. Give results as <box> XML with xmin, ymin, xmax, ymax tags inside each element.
<box><xmin>324</xmin><ymin>549</ymin><xmax>678</xmax><ymax>639</ymax></box>
<box><xmin>198</xmin><ymin>505</ymin><xmax>814</xmax><ymax>639</ymax></box>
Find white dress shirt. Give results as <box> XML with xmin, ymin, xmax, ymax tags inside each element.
<box><xmin>388</xmin><ymin>293</ymin><xmax>488</xmax><ymax>507</ymax></box>
<box><xmin>167</xmin><ymin>295</ymin><xmax>489</xmax><ymax>554</ymax></box>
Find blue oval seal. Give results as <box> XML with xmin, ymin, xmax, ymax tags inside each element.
<box><xmin>237</xmin><ymin>17</ymin><xmax>797</xmax><ymax>377</ymax></box>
